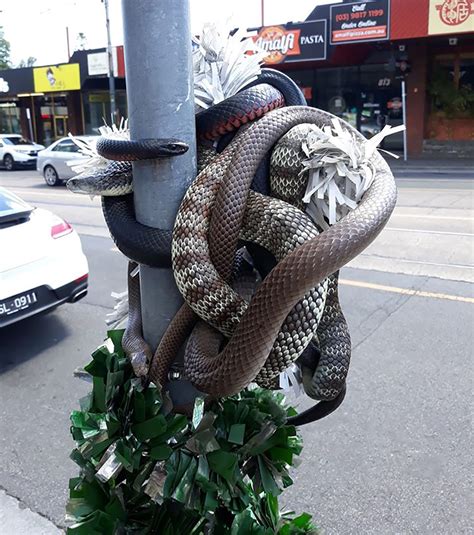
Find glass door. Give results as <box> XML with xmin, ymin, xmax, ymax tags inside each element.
<box><xmin>54</xmin><ymin>116</ymin><xmax>68</xmax><ymax>138</ymax></box>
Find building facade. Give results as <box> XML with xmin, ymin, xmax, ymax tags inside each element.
<box><xmin>253</xmin><ymin>0</ymin><xmax>474</xmax><ymax>156</ymax></box>
<box><xmin>1</xmin><ymin>0</ymin><xmax>473</xmax><ymax>157</ymax></box>
<box><xmin>0</xmin><ymin>46</ymin><xmax>127</xmax><ymax>146</ymax></box>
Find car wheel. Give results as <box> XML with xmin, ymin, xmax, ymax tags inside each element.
<box><xmin>44</xmin><ymin>165</ymin><xmax>60</xmax><ymax>186</ymax></box>
<box><xmin>3</xmin><ymin>154</ymin><xmax>14</xmax><ymax>171</ymax></box>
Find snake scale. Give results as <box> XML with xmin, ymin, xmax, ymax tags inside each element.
<box><xmin>67</xmin><ymin>68</ymin><xmax>396</xmax><ymax>415</ymax></box>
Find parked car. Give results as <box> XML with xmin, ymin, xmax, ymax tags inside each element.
<box><xmin>36</xmin><ymin>136</ymin><xmax>98</xmax><ymax>186</ymax></box>
<box><xmin>0</xmin><ymin>186</ymin><xmax>88</xmax><ymax>328</ymax></box>
<box><xmin>0</xmin><ymin>134</ymin><xmax>45</xmax><ymax>170</ymax></box>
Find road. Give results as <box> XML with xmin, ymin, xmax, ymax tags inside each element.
<box><xmin>0</xmin><ymin>168</ymin><xmax>472</xmax><ymax>534</ymax></box>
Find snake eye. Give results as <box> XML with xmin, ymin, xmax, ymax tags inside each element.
<box><xmin>166</xmin><ymin>141</ymin><xmax>189</xmax><ymax>154</ymax></box>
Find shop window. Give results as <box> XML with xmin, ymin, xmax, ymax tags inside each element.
<box><xmin>429</xmin><ymin>53</ymin><xmax>474</xmax><ymax>117</ymax></box>
<box><xmin>0</xmin><ymin>102</ymin><xmax>21</xmax><ymax>134</ymax></box>
<box><xmin>287</xmin><ymin>69</ymin><xmax>316</xmax><ymax>106</ymax></box>
<box><xmin>314</xmin><ymin>67</ymin><xmax>359</xmax><ymax>128</ymax></box>
<box><xmin>36</xmin><ymin>95</ymin><xmax>69</xmax><ymax>146</ymax></box>
<box><xmin>83</xmin><ymin>91</ymin><xmax>128</xmax><ymax>134</ymax></box>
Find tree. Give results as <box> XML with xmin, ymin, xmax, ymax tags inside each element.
<box><xmin>0</xmin><ymin>26</ymin><xmax>11</xmax><ymax>69</ymax></box>
<box><xmin>17</xmin><ymin>56</ymin><xmax>37</xmax><ymax>68</ymax></box>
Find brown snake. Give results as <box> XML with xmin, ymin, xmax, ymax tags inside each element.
<box><xmin>148</xmin><ymin>106</ymin><xmax>397</xmax><ymax>397</ymax></box>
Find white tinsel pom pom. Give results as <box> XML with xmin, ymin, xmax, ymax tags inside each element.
<box><xmin>68</xmin><ymin>118</ymin><xmax>130</xmax><ymax>174</ymax></box>
<box><xmin>301</xmin><ymin>120</ymin><xmax>405</xmax><ymax>229</ymax></box>
<box><xmin>193</xmin><ymin>22</ymin><xmax>267</xmax><ymax>111</ymax></box>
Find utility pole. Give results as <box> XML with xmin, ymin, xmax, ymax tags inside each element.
<box><xmin>66</xmin><ymin>26</ymin><xmax>71</xmax><ymax>59</ymax></box>
<box><xmin>121</xmin><ymin>0</ymin><xmax>197</xmax><ymax>403</ymax></box>
<box><xmin>103</xmin><ymin>0</ymin><xmax>116</xmax><ymax>121</ymax></box>
<box><xmin>401</xmin><ymin>79</ymin><xmax>408</xmax><ymax>161</ymax></box>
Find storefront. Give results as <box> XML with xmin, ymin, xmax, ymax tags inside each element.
<box><xmin>0</xmin><ymin>46</ymin><xmax>126</xmax><ymax>146</ymax></box>
<box><xmin>252</xmin><ymin>0</ymin><xmax>474</xmax><ymax>156</ymax></box>
<box><xmin>70</xmin><ymin>47</ymin><xmax>127</xmax><ymax>135</ymax></box>
<box><xmin>1</xmin><ymin>1</ymin><xmax>472</xmax><ymax>156</ymax></box>
<box><xmin>0</xmin><ymin>68</ymin><xmax>31</xmax><ymax>137</ymax></box>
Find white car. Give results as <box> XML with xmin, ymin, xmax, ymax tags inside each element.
<box><xmin>36</xmin><ymin>136</ymin><xmax>97</xmax><ymax>187</ymax></box>
<box><xmin>0</xmin><ymin>134</ymin><xmax>45</xmax><ymax>171</ymax></box>
<box><xmin>0</xmin><ymin>187</ymin><xmax>89</xmax><ymax>328</ymax></box>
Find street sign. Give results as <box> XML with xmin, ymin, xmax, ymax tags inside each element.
<box><xmin>330</xmin><ymin>0</ymin><xmax>391</xmax><ymax>44</ymax></box>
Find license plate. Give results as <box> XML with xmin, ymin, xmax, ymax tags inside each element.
<box><xmin>0</xmin><ymin>291</ymin><xmax>38</xmax><ymax>316</ymax></box>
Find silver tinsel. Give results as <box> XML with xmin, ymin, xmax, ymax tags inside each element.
<box><xmin>301</xmin><ymin>120</ymin><xmax>405</xmax><ymax>230</ymax></box>
<box><xmin>193</xmin><ymin>23</ymin><xmax>267</xmax><ymax>111</ymax></box>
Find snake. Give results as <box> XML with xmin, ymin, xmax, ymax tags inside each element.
<box><xmin>67</xmin><ymin>69</ymin><xmax>396</xmax><ymax>415</ymax></box>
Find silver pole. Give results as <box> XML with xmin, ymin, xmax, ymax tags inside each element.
<box><xmin>26</xmin><ymin>108</ymin><xmax>34</xmax><ymax>142</ymax></box>
<box><xmin>104</xmin><ymin>0</ymin><xmax>116</xmax><ymax>121</ymax></box>
<box><xmin>401</xmin><ymin>79</ymin><xmax>407</xmax><ymax>162</ymax></box>
<box><xmin>121</xmin><ymin>0</ymin><xmax>197</xmax><ymax>395</ymax></box>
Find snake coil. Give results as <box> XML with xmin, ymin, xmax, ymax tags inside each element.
<box><xmin>72</xmin><ymin>68</ymin><xmax>396</xmax><ymax>424</ymax></box>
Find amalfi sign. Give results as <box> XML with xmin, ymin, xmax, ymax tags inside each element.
<box><xmin>253</xmin><ymin>20</ymin><xmax>327</xmax><ymax>64</ymax></box>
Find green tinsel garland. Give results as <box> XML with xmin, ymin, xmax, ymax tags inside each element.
<box><xmin>67</xmin><ymin>330</ymin><xmax>318</xmax><ymax>534</ymax></box>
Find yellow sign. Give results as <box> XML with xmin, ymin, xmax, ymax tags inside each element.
<box><xmin>429</xmin><ymin>0</ymin><xmax>474</xmax><ymax>35</ymax></box>
<box><xmin>33</xmin><ymin>64</ymin><xmax>81</xmax><ymax>93</ymax></box>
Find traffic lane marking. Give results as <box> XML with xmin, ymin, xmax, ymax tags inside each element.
<box><xmin>392</xmin><ymin>213</ymin><xmax>473</xmax><ymax>222</ymax></box>
<box><xmin>357</xmin><ymin>254</ymin><xmax>473</xmax><ymax>270</ymax></box>
<box><xmin>6</xmin><ymin>188</ymin><xmax>98</xmax><ymax>201</ymax></box>
<box><xmin>385</xmin><ymin>227</ymin><xmax>473</xmax><ymax>237</ymax></box>
<box><xmin>340</xmin><ymin>278</ymin><xmax>473</xmax><ymax>304</ymax></box>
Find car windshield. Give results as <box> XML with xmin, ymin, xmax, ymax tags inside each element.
<box><xmin>0</xmin><ymin>188</ymin><xmax>33</xmax><ymax>217</ymax></box>
<box><xmin>3</xmin><ymin>136</ymin><xmax>33</xmax><ymax>145</ymax></box>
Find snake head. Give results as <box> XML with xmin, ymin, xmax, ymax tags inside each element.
<box><xmin>67</xmin><ymin>161</ymin><xmax>133</xmax><ymax>196</ymax></box>
<box><xmin>150</xmin><ymin>138</ymin><xmax>189</xmax><ymax>156</ymax></box>
<box><xmin>130</xmin><ymin>351</ymin><xmax>150</xmax><ymax>378</ymax></box>
<box><xmin>66</xmin><ymin>173</ymin><xmax>98</xmax><ymax>196</ymax></box>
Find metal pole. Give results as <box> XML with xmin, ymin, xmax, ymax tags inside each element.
<box><xmin>66</xmin><ymin>26</ymin><xmax>71</xmax><ymax>60</ymax></box>
<box><xmin>104</xmin><ymin>0</ymin><xmax>116</xmax><ymax>121</ymax></box>
<box><xmin>261</xmin><ymin>0</ymin><xmax>265</xmax><ymax>26</ymax></box>
<box><xmin>401</xmin><ymin>79</ymin><xmax>408</xmax><ymax>162</ymax></box>
<box><xmin>121</xmin><ymin>0</ymin><xmax>197</xmax><ymax>399</ymax></box>
<box><xmin>26</xmin><ymin>108</ymin><xmax>34</xmax><ymax>142</ymax></box>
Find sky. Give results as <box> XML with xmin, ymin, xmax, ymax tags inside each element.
<box><xmin>0</xmin><ymin>0</ymin><xmax>340</xmax><ymax>67</ymax></box>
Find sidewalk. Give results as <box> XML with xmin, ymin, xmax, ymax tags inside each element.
<box><xmin>0</xmin><ymin>490</ymin><xmax>63</xmax><ymax>535</ymax></box>
<box><xmin>382</xmin><ymin>154</ymin><xmax>474</xmax><ymax>176</ymax></box>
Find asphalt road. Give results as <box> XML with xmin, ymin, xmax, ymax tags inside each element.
<box><xmin>0</xmin><ymin>168</ymin><xmax>473</xmax><ymax>534</ymax></box>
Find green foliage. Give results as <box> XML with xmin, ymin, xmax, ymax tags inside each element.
<box><xmin>428</xmin><ymin>65</ymin><xmax>474</xmax><ymax>118</ymax></box>
<box><xmin>67</xmin><ymin>330</ymin><xmax>319</xmax><ymax>534</ymax></box>
<box><xmin>0</xmin><ymin>27</ymin><xmax>11</xmax><ymax>69</ymax></box>
<box><xmin>17</xmin><ymin>56</ymin><xmax>36</xmax><ymax>68</ymax></box>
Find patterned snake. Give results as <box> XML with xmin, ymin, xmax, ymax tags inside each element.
<box><xmin>67</xmin><ymin>69</ymin><xmax>396</xmax><ymax>415</ymax></box>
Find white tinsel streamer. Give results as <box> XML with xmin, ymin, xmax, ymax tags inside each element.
<box><xmin>193</xmin><ymin>23</ymin><xmax>267</xmax><ymax>111</ymax></box>
<box><xmin>68</xmin><ymin>118</ymin><xmax>130</xmax><ymax>174</ymax></box>
<box><xmin>105</xmin><ymin>263</ymin><xmax>140</xmax><ymax>328</ymax></box>
<box><xmin>301</xmin><ymin>121</ymin><xmax>405</xmax><ymax>230</ymax></box>
<box><xmin>278</xmin><ymin>363</ymin><xmax>305</xmax><ymax>398</ymax></box>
